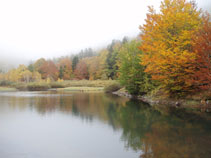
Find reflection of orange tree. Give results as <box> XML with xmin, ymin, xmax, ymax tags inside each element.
<box><xmin>115</xmin><ymin>100</ymin><xmax>211</xmax><ymax>158</ymax></box>
<box><xmin>141</xmin><ymin>121</ymin><xmax>211</xmax><ymax>158</ymax></box>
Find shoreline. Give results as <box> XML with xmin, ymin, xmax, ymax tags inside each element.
<box><xmin>0</xmin><ymin>86</ymin><xmax>104</xmax><ymax>92</ymax></box>
<box><xmin>112</xmin><ymin>89</ymin><xmax>211</xmax><ymax>114</ymax></box>
<box><xmin>1</xmin><ymin>84</ymin><xmax>210</xmax><ymax>114</ymax></box>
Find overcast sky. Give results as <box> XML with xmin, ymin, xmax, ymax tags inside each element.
<box><xmin>0</xmin><ymin>0</ymin><xmax>210</xmax><ymax>68</ymax></box>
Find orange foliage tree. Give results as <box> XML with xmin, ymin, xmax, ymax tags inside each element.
<box><xmin>140</xmin><ymin>0</ymin><xmax>203</xmax><ymax>95</ymax></box>
<box><xmin>74</xmin><ymin>60</ymin><xmax>89</xmax><ymax>80</ymax></box>
<box><xmin>39</xmin><ymin>60</ymin><xmax>59</xmax><ymax>81</ymax></box>
<box><xmin>58</xmin><ymin>58</ymin><xmax>72</xmax><ymax>80</ymax></box>
<box><xmin>83</xmin><ymin>57</ymin><xmax>100</xmax><ymax>80</ymax></box>
<box><xmin>190</xmin><ymin>13</ymin><xmax>211</xmax><ymax>91</ymax></box>
<box><xmin>83</xmin><ymin>54</ymin><xmax>108</xmax><ymax>80</ymax></box>
<box><xmin>34</xmin><ymin>58</ymin><xmax>46</xmax><ymax>73</ymax></box>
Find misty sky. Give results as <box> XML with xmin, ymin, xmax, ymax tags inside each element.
<box><xmin>0</xmin><ymin>0</ymin><xmax>210</xmax><ymax>68</ymax></box>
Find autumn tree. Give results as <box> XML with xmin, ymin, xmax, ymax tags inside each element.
<box><xmin>140</xmin><ymin>0</ymin><xmax>203</xmax><ymax>95</ymax></box>
<box><xmin>9</xmin><ymin>65</ymin><xmax>31</xmax><ymax>82</ymax></box>
<box><xmin>31</xmin><ymin>71</ymin><xmax>42</xmax><ymax>82</ymax></box>
<box><xmin>5</xmin><ymin>70</ymin><xmax>16</xmax><ymax>82</ymax></box>
<box><xmin>83</xmin><ymin>50</ymin><xmax>108</xmax><ymax>80</ymax></box>
<box><xmin>97</xmin><ymin>49</ymin><xmax>109</xmax><ymax>80</ymax></box>
<box><xmin>74</xmin><ymin>60</ymin><xmax>89</xmax><ymax>80</ymax></box>
<box><xmin>19</xmin><ymin>69</ymin><xmax>32</xmax><ymax>82</ymax></box>
<box><xmin>3</xmin><ymin>64</ymin><xmax>41</xmax><ymax>82</ymax></box>
<box><xmin>58</xmin><ymin>58</ymin><xmax>72</xmax><ymax>80</ymax></box>
<box><xmin>39</xmin><ymin>60</ymin><xmax>59</xmax><ymax>81</ymax></box>
<box><xmin>83</xmin><ymin>57</ymin><xmax>100</xmax><ymax>80</ymax></box>
<box><xmin>190</xmin><ymin>13</ymin><xmax>211</xmax><ymax>91</ymax></box>
<box><xmin>33</xmin><ymin>58</ymin><xmax>46</xmax><ymax>73</ymax></box>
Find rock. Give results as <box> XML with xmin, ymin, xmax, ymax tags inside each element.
<box><xmin>206</xmin><ymin>100</ymin><xmax>210</xmax><ymax>105</ymax></box>
<box><xmin>201</xmin><ymin>100</ymin><xmax>206</xmax><ymax>105</ymax></box>
<box><xmin>175</xmin><ymin>101</ymin><xmax>180</xmax><ymax>107</ymax></box>
<box><xmin>201</xmin><ymin>108</ymin><xmax>206</xmax><ymax>112</ymax></box>
<box><xmin>206</xmin><ymin>108</ymin><xmax>211</xmax><ymax>113</ymax></box>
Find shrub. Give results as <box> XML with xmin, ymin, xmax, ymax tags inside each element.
<box><xmin>27</xmin><ymin>83</ymin><xmax>50</xmax><ymax>91</ymax></box>
<box><xmin>50</xmin><ymin>82</ymin><xmax>65</xmax><ymax>88</ymax></box>
<box><xmin>15</xmin><ymin>84</ymin><xmax>27</xmax><ymax>91</ymax></box>
<box><xmin>0</xmin><ymin>80</ymin><xmax>14</xmax><ymax>86</ymax></box>
<box><xmin>104</xmin><ymin>83</ymin><xmax>122</xmax><ymax>93</ymax></box>
<box><xmin>63</xmin><ymin>80</ymin><xmax>117</xmax><ymax>87</ymax></box>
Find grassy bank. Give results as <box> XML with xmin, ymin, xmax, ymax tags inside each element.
<box><xmin>0</xmin><ymin>80</ymin><xmax>117</xmax><ymax>92</ymax></box>
<box><xmin>0</xmin><ymin>87</ymin><xmax>17</xmax><ymax>92</ymax></box>
<box><xmin>58</xmin><ymin>87</ymin><xmax>104</xmax><ymax>92</ymax></box>
<box><xmin>59</xmin><ymin>80</ymin><xmax>118</xmax><ymax>87</ymax></box>
<box><xmin>112</xmin><ymin>87</ymin><xmax>211</xmax><ymax>114</ymax></box>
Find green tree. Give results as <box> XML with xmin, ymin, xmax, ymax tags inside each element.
<box><xmin>118</xmin><ymin>40</ymin><xmax>154</xmax><ymax>95</ymax></box>
<box><xmin>72</xmin><ymin>56</ymin><xmax>79</xmax><ymax>71</ymax></box>
<box><xmin>59</xmin><ymin>66</ymin><xmax>64</xmax><ymax>79</ymax></box>
<box><xmin>28</xmin><ymin>63</ymin><xmax>34</xmax><ymax>72</ymax></box>
<box><xmin>106</xmin><ymin>40</ymin><xmax>121</xmax><ymax>79</ymax></box>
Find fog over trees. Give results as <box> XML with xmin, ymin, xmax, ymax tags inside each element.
<box><xmin>0</xmin><ymin>0</ymin><xmax>210</xmax><ymax>71</ymax></box>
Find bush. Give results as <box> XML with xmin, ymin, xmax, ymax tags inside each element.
<box><xmin>50</xmin><ymin>82</ymin><xmax>65</xmax><ymax>88</ymax></box>
<box><xmin>104</xmin><ymin>83</ymin><xmax>122</xmax><ymax>93</ymax></box>
<box><xmin>0</xmin><ymin>80</ymin><xmax>14</xmax><ymax>87</ymax></box>
<box><xmin>15</xmin><ymin>83</ymin><xmax>27</xmax><ymax>91</ymax></box>
<box><xmin>27</xmin><ymin>83</ymin><xmax>50</xmax><ymax>91</ymax></box>
<box><xmin>63</xmin><ymin>80</ymin><xmax>117</xmax><ymax>87</ymax></box>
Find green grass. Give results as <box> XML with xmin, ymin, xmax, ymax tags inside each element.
<box><xmin>59</xmin><ymin>86</ymin><xmax>104</xmax><ymax>92</ymax></box>
<box><xmin>104</xmin><ymin>83</ymin><xmax>122</xmax><ymax>93</ymax></box>
<box><xmin>0</xmin><ymin>80</ymin><xmax>15</xmax><ymax>87</ymax></box>
<box><xmin>0</xmin><ymin>87</ymin><xmax>17</xmax><ymax>92</ymax></box>
<box><xmin>27</xmin><ymin>83</ymin><xmax>50</xmax><ymax>91</ymax></box>
<box><xmin>59</xmin><ymin>80</ymin><xmax>118</xmax><ymax>87</ymax></box>
<box><xmin>2</xmin><ymin>80</ymin><xmax>117</xmax><ymax>91</ymax></box>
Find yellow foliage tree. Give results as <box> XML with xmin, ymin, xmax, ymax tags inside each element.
<box><xmin>83</xmin><ymin>49</ymin><xmax>108</xmax><ymax>80</ymax></box>
<box><xmin>58</xmin><ymin>58</ymin><xmax>72</xmax><ymax>80</ymax></box>
<box><xmin>140</xmin><ymin>0</ymin><xmax>202</xmax><ymax>95</ymax></box>
<box><xmin>32</xmin><ymin>71</ymin><xmax>42</xmax><ymax>82</ymax></box>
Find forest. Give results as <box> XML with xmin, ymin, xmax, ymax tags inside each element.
<box><xmin>0</xmin><ymin>0</ymin><xmax>210</xmax><ymax>98</ymax></box>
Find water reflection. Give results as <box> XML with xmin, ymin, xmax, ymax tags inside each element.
<box><xmin>118</xmin><ymin>100</ymin><xmax>211</xmax><ymax>158</ymax></box>
<box><xmin>0</xmin><ymin>91</ymin><xmax>210</xmax><ymax>158</ymax></box>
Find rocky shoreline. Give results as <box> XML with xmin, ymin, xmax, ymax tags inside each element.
<box><xmin>112</xmin><ymin>89</ymin><xmax>211</xmax><ymax>113</ymax></box>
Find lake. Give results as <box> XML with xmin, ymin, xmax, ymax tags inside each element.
<box><xmin>0</xmin><ymin>91</ymin><xmax>210</xmax><ymax>158</ymax></box>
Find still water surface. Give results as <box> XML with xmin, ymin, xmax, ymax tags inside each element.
<box><xmin>0</xmin><ymin>91</ymin><xmax>210</xmax><ymax>158</ymax></box>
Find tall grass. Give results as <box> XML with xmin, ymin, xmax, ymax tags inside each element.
<box><xmin>104</xmin><ymin>83</ymin><xmax>122</xmax><ymax>93</ymax></box>
<box><xmin>61</xmin><ymin>80</ymin><xmax>118</xmax><ymax>87</ymax></box>
<box><xmin>0</xmin><ymin>80</ymin><xmax>118</xmax><ymax>91</ymax></box>
<box><xmin>0</xmin><ymin>80</ymin><xmax>15</xmax><ymax>87</ymax></box>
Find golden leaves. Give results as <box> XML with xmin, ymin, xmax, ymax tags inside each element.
<box><xmin>139</xmin><ymin>0</ymin><xmax>205</xmax><ymax>94</ymax></box>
